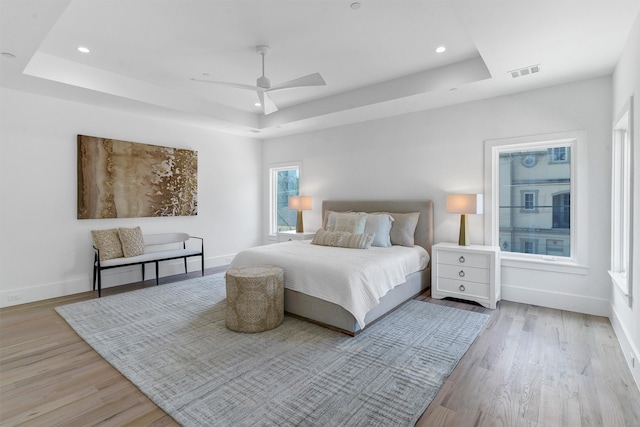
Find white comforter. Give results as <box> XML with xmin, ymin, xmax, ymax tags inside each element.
<box><xmin>228</xmin><ymin>241</ymin><xmax>429</xmax><ymax>328</ymax></box>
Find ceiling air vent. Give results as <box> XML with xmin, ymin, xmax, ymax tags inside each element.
<box><xmin>509</xmin><ymin>64</ymin><xmax>541</xmax><ymax>78</ymax></box>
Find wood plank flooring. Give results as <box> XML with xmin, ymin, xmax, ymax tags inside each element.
<box><xmin>1</xmin><ymin>269</ymin><xmax>638</xmax><ymax>426</ymax></box>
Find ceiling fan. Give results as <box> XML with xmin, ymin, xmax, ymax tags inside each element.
<box><xmin>192</xmin><ymin>45</ymin><xmax>326</xmax><ymax>115</ymax></box>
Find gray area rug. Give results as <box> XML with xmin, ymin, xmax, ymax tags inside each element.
<box><xmin>56</xmin><ymin>274</ymin><xmax>489</xmax><ymax>426</ymax></box>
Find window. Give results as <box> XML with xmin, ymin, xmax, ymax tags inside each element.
<box><xmin>521</xmin><ymin>191</ymin><xmax>538</xmax><ymax>212</ymax></box>
<box><xmin>269</xmin><ymin>164</ymin><xmax>300</xmax><ymax>235</ymax></box>
<box><xmin>485</xmin><ymin>130</ymin><xmax>586</xmax><ymax>269</ymax></box>
<box><xmin>546</xmin><ymin>239</ymin><xmax>565</xmax><ymax>256</ymax></box>
<box><xmin>549</xmin><ymin>146</ymin><xmax>568</xmax><ymax>163</ymax></box>
<box><xmin>552</xmin><ymin>192</ymin><xmax>570</xmax><ymax>229</ymax></box>
<box><xmin>521</xmin><ymin>239</ymin><xmax>537</xmax><ymax>254</ymax></box>
<box><xmin>498</xmin><ymin>145</ymin><xmax>571</xmax><ymax>256</ymax></box>
<box><xmin>609</xmin><ymin>97</ymin><xmax>633</xmax><ymax>297</ymax></box>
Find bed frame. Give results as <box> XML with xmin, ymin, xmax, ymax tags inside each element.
<box><xmin>284</xmin><ymin>199</ymin><xmax>434</xmax><ymax>336</ymax></box>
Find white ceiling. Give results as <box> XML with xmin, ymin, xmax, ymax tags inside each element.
<box><xmin>1</xmin><ymin>0</ymin><xmax>638</xmax><ymax>139</ymax></box>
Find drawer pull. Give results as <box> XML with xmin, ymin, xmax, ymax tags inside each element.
<box><xmin>459</xmin><ymin>284</ymin><xmax>466</xmax><ymax>292</ymax></box>
<box><xmin>459</xmin><ymin>256</ymin><xmax>465</xmax><ymax>263</ymax></box>
<box><xmin>458</xmin><ymin>270</ymin><xmax>465</xmax><ymax>277</ymax></box>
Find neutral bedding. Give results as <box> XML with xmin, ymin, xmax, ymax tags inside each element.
<box><xmin>228</xmin><ymin>240</ymin><xmax>429</xmax><ymax>328</ymax></box>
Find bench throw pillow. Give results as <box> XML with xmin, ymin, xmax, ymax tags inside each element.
<box><xmin>118</xmin><ymin>226</ymin><xmax>145</xmax><ymax>258</ymax></box>
<box><xmin>91</xmin><ymin>228</ymin><xmax>124</xmax><ymax>261</ymax></box>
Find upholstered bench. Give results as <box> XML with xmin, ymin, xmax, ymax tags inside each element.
<box><xmin>92</xmin><ymin>227</ymin><xmax>204</xmax><ymax>297</ymax></box>
<box><xmin>225</xmin><ymin>265</ymin><xmax>284</xmax><ymax>333</ymax></box>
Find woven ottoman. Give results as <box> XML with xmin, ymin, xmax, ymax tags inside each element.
<box><xmin>225</xmin><ymin>265</ymin><xmax>284</xmax><ymax>333</ymax></box>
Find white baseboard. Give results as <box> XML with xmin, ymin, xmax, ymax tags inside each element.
<box><xmin>501</xmin><ymin>284</ymin><xmax>610</xmax><ymax>317</ymax></box>
<box><xmin>0</xmin><ymin>254</ymin><xmax>234</xmax><ymax>308</ymax></box>
<box><xmin>609</xmin><ymin>305</ymin><xmax>640</xmax><ymax>390</ymax></box>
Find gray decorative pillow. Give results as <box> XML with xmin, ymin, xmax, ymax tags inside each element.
<box><xmin>387</xmin><ymin>212</ymin><xmax>420</xmax><ymax>247</ymax></box>
<box><xmin>338</xmin><ymin>232</ymin><xmax>374</xmax><ymax>249</ymax></box>
<box><xmin>326</xmin><ymin>211</ymin><xmax>368</xmax><ymax>234</ymax></box>
<box><xmin>91</xmin><ymin>228</ymin><xmax>124</xmax><ymax>261</ymax></box>
<box><xmin>364</xmin><ymin>213</ymin><xmax>394</xmax><ymax>247</ymax></box>
<box><xmin>311</xmin><ymin>229</ymin><xmax>343</xmax><ymax>247</ymax></box>
<box><xmin>311</xmin><ymin>230</ymin><xmax>374</xmax><ymax>249</ymax></box>
<box><xmin>118</xmin><ymin>226</ymin><xmax>145</xmax><ymax>257</ymax></box>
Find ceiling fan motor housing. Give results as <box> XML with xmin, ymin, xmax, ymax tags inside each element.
<box><xmin>257</xmin><ymin>75</ymin><xmax>271</xmax><ymax>89</ymax></box>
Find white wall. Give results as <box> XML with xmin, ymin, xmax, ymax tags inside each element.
<box><xmin>263</xmin><ymin>76</ymin><xmax>612</xmax><ymax>317</ymax></box>
<box><xmin>0</xmin><ymin>88</ymin><xmax>262</xmax><ymax>307</ymax></box>
<box><xmin>611</xmin><ymin>14</ymin><xmax>640</xmax><ymax>387</ymax></box>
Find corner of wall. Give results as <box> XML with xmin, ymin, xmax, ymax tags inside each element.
<box><xmin>610</xmin><ymin>302</ymin><xmax>640</xmax><ymax>390</ymax></box>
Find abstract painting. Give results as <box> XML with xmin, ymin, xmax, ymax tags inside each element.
<box><xmin>77</xmin><ymin>135</ymin><xmax>197</xmax><ymax>219</ymax></box>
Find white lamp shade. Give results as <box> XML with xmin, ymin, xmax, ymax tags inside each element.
<box><xmin>288</xmin><ymin>196</ymin><xmax>312</xmax><ymax>211</ymax></box>
<box><xmin>446</xmin><ymin>194</ymin><xmax>483</xmax><ymax>215</ymax></box>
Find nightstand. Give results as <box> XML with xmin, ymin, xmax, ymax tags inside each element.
<box><xmin>431</xmin><ymin>242</ymin><xmax>501</xmax><ymax>309</ymax></box>
<box><xmin>277</xmin><ymin>230</ymin><xmax>316</xmax><ymax>243</ymax></box>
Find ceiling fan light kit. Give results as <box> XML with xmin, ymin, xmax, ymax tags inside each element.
<box><xmin>193</xmin><ymin>45</ymin><xmax>326</xmax><ymax>115</ymax></box>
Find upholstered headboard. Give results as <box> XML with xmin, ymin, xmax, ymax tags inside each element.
<box><xmin>321</xmin><ymin>200</ymin><xmax>434</xmax><ymax>258</ymax></box>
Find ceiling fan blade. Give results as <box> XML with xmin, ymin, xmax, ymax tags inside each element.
<box><xmin>190</xmin><ymin>78</ymin><xmax>264</xmax><ymax>92</ymax></box>
<box><xmin>267</xmin><ymin>73</ymin><xmax>326</xmax><ymax>92</ymax></box>
<box><xmin>259</xmin><ymin>92</ymin><xmax>279</xmax><ymax>115</ymax></box>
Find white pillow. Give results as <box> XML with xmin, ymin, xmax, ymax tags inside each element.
<box><xmin>364</xmin><ymin>213</ymin><xmax>394</xmax><ymax>247</ymax></box>
<box><xmin>325</xmin><ymin>211</ymin><xmax>368</xmax><ymax>234</ymax></box>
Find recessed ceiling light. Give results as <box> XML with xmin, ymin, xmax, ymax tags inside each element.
<box><xmin>255</xmin><ymin>102</ymin><xmax>262</xmax><ymax>107</ymax></box>
<box><xmin>435</xmin><ymin>46</ymin><xmax>446</xmax><ymax>53</ymax></box>
<box><xmin>2</xmin><ymin>52</ymin><xmax>16</xmax><ymax>59</ymax></box>
<box><xmin>77</xmin><ymin>46</ymin><xmax>90</xmax><ymax>53</ymax></box>
<box><xmin>350</xmin><ymin>2</ymin><xmax>361</xmax><ymax>10</ymax></box>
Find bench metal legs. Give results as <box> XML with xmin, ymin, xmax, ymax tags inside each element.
<box><xmin>94</xmin><ymin>254</ymin><xmax>204</xmax><ymax>297</ymax></box>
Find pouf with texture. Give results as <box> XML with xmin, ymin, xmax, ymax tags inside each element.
<box><xmin>225</xmin><ymin>265</ymin><xmax>284</xmax><ymax>332</ymax></box>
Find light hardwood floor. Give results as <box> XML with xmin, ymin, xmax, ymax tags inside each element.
<box><xmin>1</xmin><ymin>270</ymin><xmax>638</xmax><ymax>426</ymax></box>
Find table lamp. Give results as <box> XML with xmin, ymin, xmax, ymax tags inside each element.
<box><xmin>446</xmin><ymin>194</ymin><xmax>483</xmax><ymax>246</ymax></box>
<box><xmin>288</xmin><ymin>196</ymin><xmax>312</xmax><ymax>233</ymax></box>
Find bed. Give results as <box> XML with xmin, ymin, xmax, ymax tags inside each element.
<box><xmin>229</xmin><ymin>200</ymin><xmax>434</xmax><ymax>335</ymax></box>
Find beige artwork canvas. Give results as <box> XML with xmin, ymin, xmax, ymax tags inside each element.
<box><xmin>77</xmin><ymin>135</ymin><xmax>198</xmax><ymax>219</ymax></box>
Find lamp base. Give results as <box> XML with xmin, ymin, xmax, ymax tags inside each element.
<box><xmin>296</xmin><ymin>210</ymin><xmax>304</xmax><ymax>233</ymax></box>
<box><xmin>458</xmin><ymin>214</ymin><xmax>470</xmax><ymax>246</ymax></box>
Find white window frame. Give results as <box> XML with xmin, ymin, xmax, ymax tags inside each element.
<box><xmin>484</xmin><ymin>130</ymin><xmax>588</xmax><ymax>274</ymax></box>
<box><xmin>609</xmin><ymin>97</ymin><xmax>634</xmax><ymax>300</ymax></box>
<box><xmin>268</xmin><ymin>162</ymin><xmax>301</xmax><ymax>236</ymax></box>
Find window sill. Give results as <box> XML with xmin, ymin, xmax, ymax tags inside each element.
<box><xmin>608</xmin><ymin>271</ymin><xmax>630</xmax><ymax>296</ymax></box>
<box><xmin>501</xmin><ymin>255</ymin><xmax>588</xmax><ymax>275</ymax></box>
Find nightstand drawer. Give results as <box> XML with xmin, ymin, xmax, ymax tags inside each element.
<box><xmin>437</xmin><ymin>277</ymin><xmax>490</xmax><ymax>299</ymax></box>
<box><xmin>437</xmin><ymin>250</ymin><xmax>490</xmax><ymax>269</ymax></box>
<box><xmin>437</xmin><ymin>264</ymin><xmax>490</xmax><ymax>284</ymax></box>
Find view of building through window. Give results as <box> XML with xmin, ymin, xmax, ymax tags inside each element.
<box><xmin>273</xmin><ymin>167</ymin><xmax>299</xmax><ymax>233</ymax></box>
<box><xmin>498</xmin><ymin>146</ymin><xmax>571</xmax><ymax>256</ymax></box>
